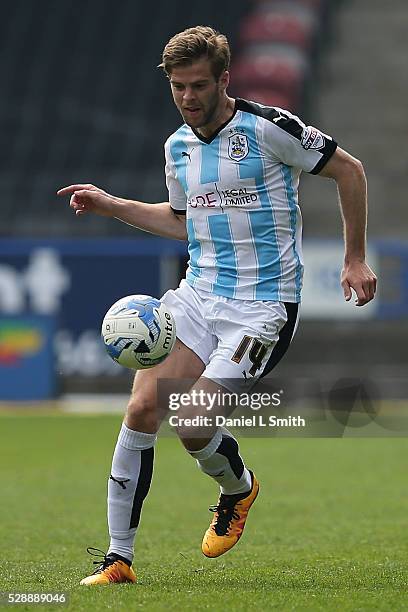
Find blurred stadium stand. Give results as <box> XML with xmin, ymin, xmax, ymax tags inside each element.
<box><xmin>0</xmin><ymin>0</ymin><xmax>342</xmax><ymax>238</ymax></box>
<box><xmin>1</xmin><ymin>0</ymin><xmax>405</xmax><ymax>241</ymax></box>
<box><xmin>0</xmin><ymin>0</ymin><xmax>252</xmax><ymax>238</ymax></box>
<box><xmin>300</xmin><ymin>0</ymin><xmax>408</xmax><ymax>239</ymax></box>
<box><xmin>229</xmin><ymin>0</ymin><xmax>337</xmax><ymax>112</ymax></box>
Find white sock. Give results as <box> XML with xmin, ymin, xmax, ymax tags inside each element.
<box><xmin>107</xmin><ymin>423</ymin><xmax>156</xmax><ymax>563</ymax></box>
<box><xmin>189</xmin><ymin>427</ymin><xmax>252</xmax><ymax>495</ymax></box>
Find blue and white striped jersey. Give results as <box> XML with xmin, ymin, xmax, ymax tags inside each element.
<box><xmin>164</xmin><ymin>98</ymin><xmax>337</xmax><ymax>302</ymax></box>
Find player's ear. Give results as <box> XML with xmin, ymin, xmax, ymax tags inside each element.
<box><xmin>219</xmin><ymin>70</ymin><xmax>229</xmax><ymax>91</ymax></box>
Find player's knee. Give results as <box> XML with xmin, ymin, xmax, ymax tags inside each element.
<box><xmin>126</xmin><ymin>392</ymin><xmax>158</xmax><ymax>432</ymax></box>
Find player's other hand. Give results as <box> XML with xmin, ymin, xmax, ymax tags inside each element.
<box><xmin>341</xmin><ymin>260</ymin><xmax>377</xmax><ymax>306</ymax></box>
<box><xmin>57</xmin><ymin>183</ymin><xmax>115</xmax><ymax>217</ymax></box>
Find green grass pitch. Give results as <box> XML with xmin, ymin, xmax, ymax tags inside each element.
<box><xmin>0</xmin><ymin>413</ymin><xmax>407</xmax><ymax>611</ymax></box>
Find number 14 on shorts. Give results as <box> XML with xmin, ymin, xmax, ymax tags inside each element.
<box><xmin>232</xmin><ymin>336</ymin><xmax>268</xmax><ymax>377</ymax></box>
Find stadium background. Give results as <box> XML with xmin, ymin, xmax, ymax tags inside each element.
<box><xmin>0</xmin><ymin>1</ymin><xmax>407</xmax><ymax>609</ymax></box>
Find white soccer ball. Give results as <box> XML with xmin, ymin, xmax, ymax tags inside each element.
<box><xmin>101</xmin><ymin>295</ymin><xmax>176</xmax><ymax>370</ymax></box>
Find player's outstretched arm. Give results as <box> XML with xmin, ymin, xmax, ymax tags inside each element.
<box><xmin>56</xmin><ymin>184</ymin><xmax>187</xmax><ymax>241</ymax></box>
<box><xmin>318</xmin><ymin>148</ymin><xmax>377</xmax><ymax>306</ymax></box>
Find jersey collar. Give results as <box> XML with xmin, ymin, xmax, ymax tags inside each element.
<box><xmin>191</xmin><ymin>99</ymin><xmax>238</xmax><ymax>144</ymax></box>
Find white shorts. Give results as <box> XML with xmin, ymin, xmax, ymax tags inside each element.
<box><xmin>161</xmin><ymin>280</ymin><xmax>299</xmax><ymax>392</ymax></box>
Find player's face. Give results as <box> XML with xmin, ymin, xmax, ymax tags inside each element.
<box><xmin>169</xmin><ymin>58</ymin><xmax>229</xmax><ymax>130</ymax></box>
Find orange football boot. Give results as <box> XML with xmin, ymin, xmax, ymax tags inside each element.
<box><xmin>80</xmin><ymin>548</ymin><xmax>136</xmax><ymax>585</ymax></box>
<box><xmin>202</xmin><ymin>471</ymin><xmax>259</xmax><ymax>558</ymax></box>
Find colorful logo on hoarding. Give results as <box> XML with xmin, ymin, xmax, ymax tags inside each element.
<box><xmin>0</xmin><ymin>322</ymin><xmax>43</xmax><ymax>365</ymax></box>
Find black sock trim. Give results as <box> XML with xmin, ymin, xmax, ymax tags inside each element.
<box><xmin>215</xmin><ymin>436</ymin><xmax>245</xmax><ymax>480</ymax></box>
<box><xmin>129</xmin><ymin>446</ymin><xmax>154</xmax><ymax>529</ymax></box>
<box><xmin>108</xmin><ymin>552</ymin><xmax>132</xmax><ymax>567</ymax></box>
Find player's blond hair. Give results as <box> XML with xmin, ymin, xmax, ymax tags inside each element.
<box><xmin>159</xmin><ymin>26</ymin><xmax>230</xmax><ymax>80</ymax></box>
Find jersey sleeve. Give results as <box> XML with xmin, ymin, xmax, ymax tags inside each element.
<box><xmin>262</xmin><ymin>109</ymin><xmax>337</xmax><ymax>174</ymax></box>
<box><xmin>164</xmin><ymin>139</ymin><xmax>187</xmax><ymax>215</ymax></box>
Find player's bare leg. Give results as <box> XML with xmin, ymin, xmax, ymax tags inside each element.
<box><xmin>80</xmin><ymin>339</ymin><xmax>204</xmax><ymax>585</ymax></box>
<box><xmin>175</xmin><ymin>377</ymin><xmax>259</xmax><ymax>559</ymax></box>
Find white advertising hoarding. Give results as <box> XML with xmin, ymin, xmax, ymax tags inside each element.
<box><xmin>301</xmin><ymin>242</ymin><xmax>378</xmax><ymax>319</ymax></box>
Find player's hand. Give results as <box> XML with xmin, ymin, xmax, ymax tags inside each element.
<box><xmin>56</xmin><ymin>183</ymin><xmax>115</xmax><ymax>217</ymax></box>
<box><xmin>341</xmin><ymin>260</ymin><xmax>377</xmax><ymax>306</ymax></box>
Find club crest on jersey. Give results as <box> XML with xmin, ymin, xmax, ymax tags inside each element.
<box><xmin>228</xmin><ymin>133</ymin><xmax>249</xmax><ymax>161</ymax></box>
<box><xmin>301</xmin><ymin>126</ymin><xmax>325</xmax><ymax>150</ymax></box>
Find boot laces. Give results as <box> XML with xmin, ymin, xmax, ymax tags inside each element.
<box><xmin>209</xmin><ymin>496</ymin><xmax>240</xmax><ymax>536</ymax></box>
<box><xmin>86</xmin><ymin>547</ymin><xmax>119</xmax><ymax>575</ymax></box>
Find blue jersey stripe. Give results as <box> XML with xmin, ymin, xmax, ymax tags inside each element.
<box><xmin>186</xmin><ymin>217</ymin><xmax>202</xmax><ymax>283</ymax></box>
<box><xmin>248</xmin><ymin>210</ymin><xmax>281</xmax><ymax>300</ymax></box>
<box><xmin>200</xmin><ymin>139</ymin><xmax>221</xmax><ymax>184</ymax></box>
<box><xmin>169</xmin><ymin>127</ymin><xmax>189</xmax><ymax>194</ymax></box>
<box><xmin>281</xmin><ymin>164</ymin><xmax>303</xmax><ymax>300</ymax></box>
<box><xmin>237</xmin><ymin>112</ymin><xmax>263</xmax><ymax>181</ymax></box>
<box><xmin>208</xmin><ymin>214</ymin><xmax>237</xmax><ymax>298</ymax></box>
<box><xmin>235</xmin><ymin>111</ymin><xmax>282</xmax><ymax>299</ymax></box>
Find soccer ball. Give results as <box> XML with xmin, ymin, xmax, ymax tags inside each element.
<box><xmin>101</xmin><ymin>295</ymin><xmax>176</xmax><ymax>370</ymax></box>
